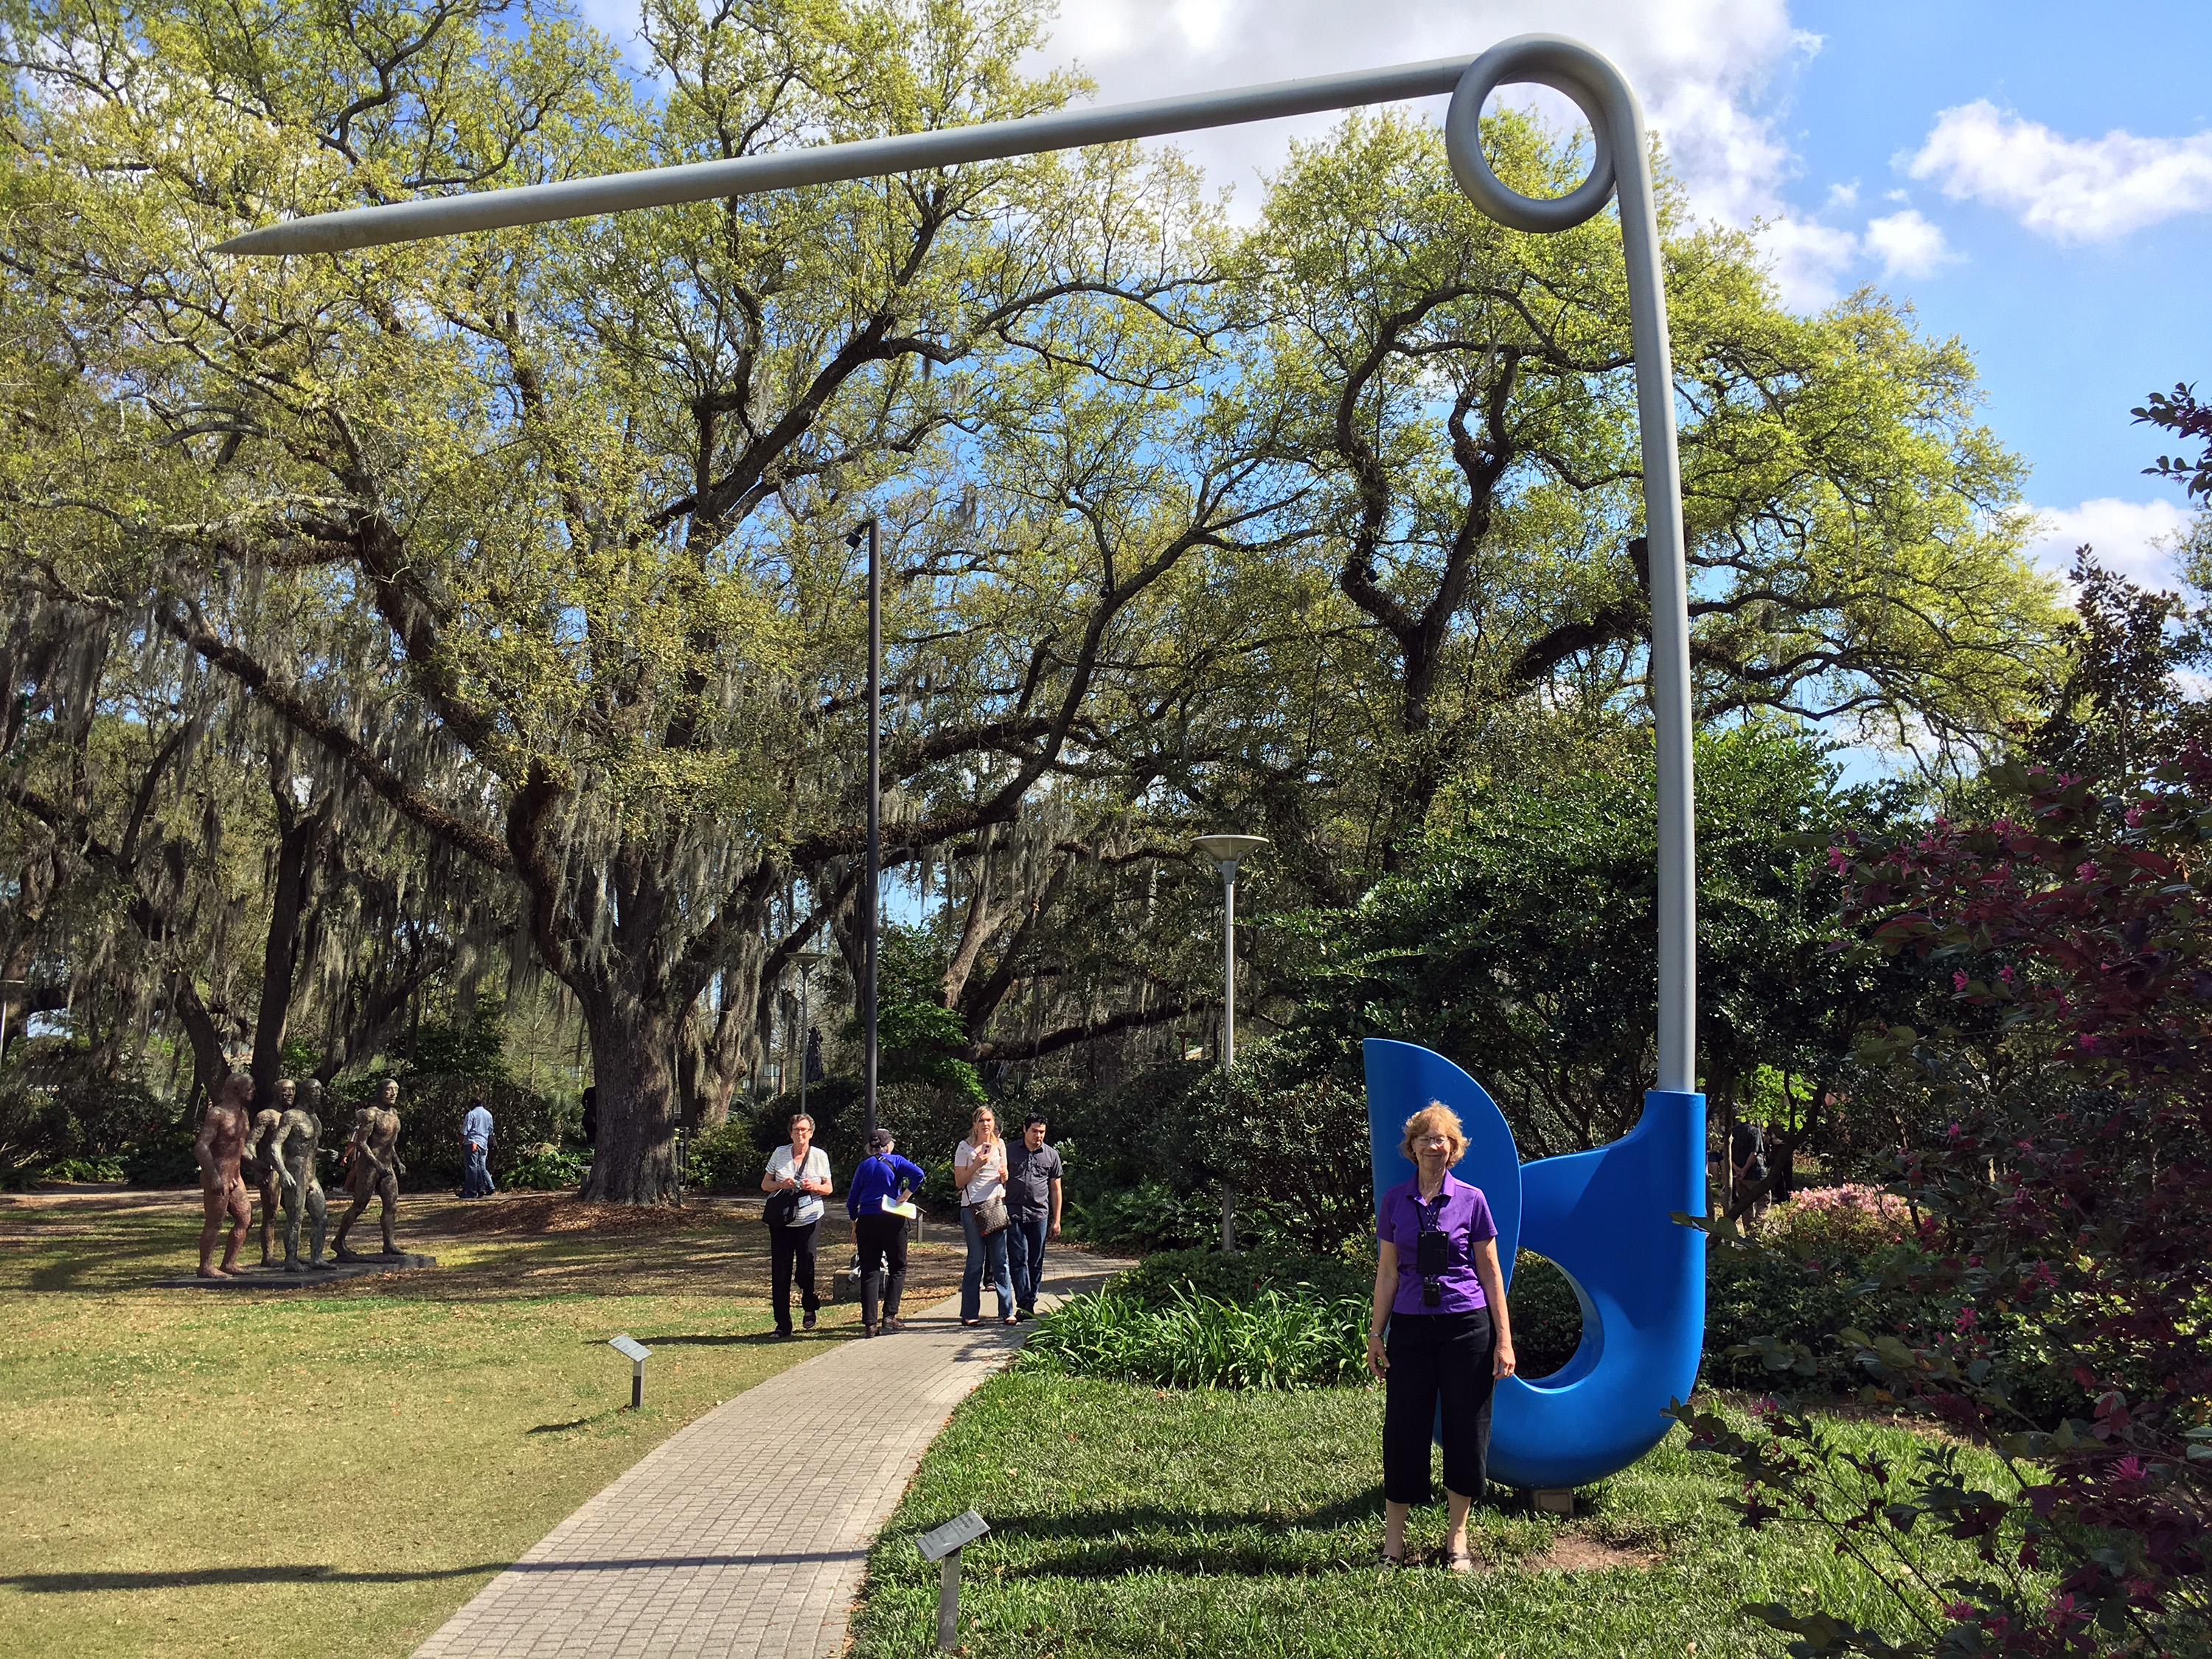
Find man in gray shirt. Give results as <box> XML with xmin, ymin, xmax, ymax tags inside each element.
<box><xmin>1005</xmin><ymin>1114</ymin><xmax>1063</xmax><ymax>1318</ymax></box>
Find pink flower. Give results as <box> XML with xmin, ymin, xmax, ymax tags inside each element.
<box><xmin>1955</xmin><ymin>1307</ymin><xmax>1979</xmax><ymax>1332</ymax></box>
<box><xmin>1954</xmin><ymin>970</ymin><xmax>1970</xmax><ymax>992</ymax></box>
<box><xmin>1997</xmin><ymin>964</ymin><xmax>2016</xmax><ymax>984</ymax></box>
<box><xmin>1941</xmin><ymin>1601</ymin><xmax>1976</xmax><ymax>1621</ymax></box>
<box><xmin>1826</xmin><ymin>844</ymin><xmax>1850</xmax><ymax>873</ymax></box>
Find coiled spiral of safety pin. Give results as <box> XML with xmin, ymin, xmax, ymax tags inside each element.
<box><xmin>1444</xmin><ymin>37</ymin><xmax>1626</xmax><ymax>234</ymax></box>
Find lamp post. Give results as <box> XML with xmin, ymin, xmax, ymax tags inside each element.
<box><xmin>791</xmin><ymin>949</ymin><xmax>830</xmax><ymax>1126</ymax></box>
<box><xmin>1192</xmin><ymin>833</ymin><xmax>1267</xmax><ymax>1253</ymax></box>
<box><xmin>846</xmin><ymin>518</ymin><xmax>882</xmax><ymax>1147</ymax></box>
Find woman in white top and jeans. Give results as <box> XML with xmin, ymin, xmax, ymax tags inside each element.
<box><xmin>955</xmin><ymin>1106</ymin><xmax>1017</xmax><ymax>1326</ymax></box>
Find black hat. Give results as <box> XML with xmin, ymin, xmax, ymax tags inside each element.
<box><xmin>868</xmin><ymin>1129</ymin><xmax>896</xmax><ymax>1153</ymax></box>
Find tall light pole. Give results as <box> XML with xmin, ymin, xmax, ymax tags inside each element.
<box><xmin>1192</xmin><ymin>833</ymin><xmax>1267</xmax><ymax>1253</ymax></box>
<box><xmin>846</xmin><ymin>518</ymin><xmax>881</xmax><ymax>1147</ymax></box>
<box><xmin>791</xmin><ymin>949</ymin><xmax>830</xmax><ymax>1126</ymax></box>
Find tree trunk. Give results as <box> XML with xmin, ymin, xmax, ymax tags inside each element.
<box><xmin>579</xmin><ymin>999</ymin><xmax>683</xmax><ymax>1205</ymax></box>
<box><xmin>250</xmin><ymin>787</ymin><xmax>333</xmax><ymax>1106</ymax></box>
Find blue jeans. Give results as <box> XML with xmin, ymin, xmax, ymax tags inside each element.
<box><xmin>464</xmin><ymin>1141</ymin><xmax>495</xmax><ymax>1197</ymax></box>
<box><xmin>960</xmin><ymin>1206</ymin><xmax>1015</xmax><ymax>1321</ymax></box>
<box><xmin>1006</xmin><ymin>1213</ymin><xmax>1048</xmax><ymax>1310</ymax></box>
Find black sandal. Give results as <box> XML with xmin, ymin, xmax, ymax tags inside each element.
<box><xmin>1377</xmin><ymin>1547</ymin><xmax>1406</xmax><ymax>1568</ymax></box>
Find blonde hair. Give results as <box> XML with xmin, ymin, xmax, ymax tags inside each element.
<box><xmin>1400</xmin><ymin>1102</ymin><xmax>1468</xmax><ymax>1165</ymax></box>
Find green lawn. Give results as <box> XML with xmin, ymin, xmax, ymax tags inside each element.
<box><xmin>0</xmin><ymin>1189</ymin><xmax>963</xmax><ymax>1659</ymax></box>
<box><xmin>851</xmin><ymin>1370</ymin><xmax>2008</xmax><ymax>1658</ymax></box>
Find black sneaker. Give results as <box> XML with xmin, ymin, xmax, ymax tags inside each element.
<box><xmin>1016</xmin><ymin>1307</ymin><xmax>1034</xmax><ymax>1321</ymax></box>
<box><xmin>803</xmin><ymin>1310</ymin><xmax>818</xmax><ymax>1331</ymax></box>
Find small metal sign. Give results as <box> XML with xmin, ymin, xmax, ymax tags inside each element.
<box><xmin>608</xmin><ymin>1335</ymin><xmax>652</xmax><ymax>1363</ymax></box>
<box><xmin>914</xmin><ymin>1509</ymin><xmax>990</xmax><ymax>1563</ymax></box>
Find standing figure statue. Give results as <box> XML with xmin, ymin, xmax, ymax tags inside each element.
<box><xmin>241</xmin><ymin>1079</ymin><xmax>290</xmax><ymax>1265</ymax></box>
<box><xmin>194</xmin><ymin>1074</ymin><xmax>254</xmax><ymax>1278</ymax></box>
<box><xmin>333</xmin><ymin>1077</ymin><xmax>406</xmax><ymax>1260</ymax></box>
<box><xmin>269</xmin><ymin>1079</ymin><xmax>330</xmax><ymax>1270</ymax></box>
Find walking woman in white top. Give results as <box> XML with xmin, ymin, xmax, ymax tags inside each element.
<box><xmin>954</xmin><ymin>1106</ymin><xmax>1017</xmax><ymax>1326</ymax></box>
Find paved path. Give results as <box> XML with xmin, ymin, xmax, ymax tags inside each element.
<box><xmin>412</xmin><ymin>1248</ymin><xmax>1127</xmax><ymax>1659</ymax></box>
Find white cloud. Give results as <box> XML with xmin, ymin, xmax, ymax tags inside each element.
<box><xmin>1824</xmin><ymin>181</ymin><xmax>1859</xmax><ymax>210</ymax></box>
<box><xmin>1907</xmin><ymin>101</ymin><xmax>2212</xmax><ymax>243</ymax></box>
<box><xmin>1756</xmin><ymin>215</ymin><xmax>1860</xmax><ymax>307</ymax></box>
<box><xmin>1863</xmin><ymin>208</ymin><xmax>1954</xmax><ymax>278</ymax></box>
<box><xmin>2025</xmin><ymin>498</ymin><xmax>2198</xmax><ymax>589</ymax></box>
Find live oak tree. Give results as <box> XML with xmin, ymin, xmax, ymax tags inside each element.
<box><xmin>3</xmin><ymin>0</ymin><xmax>1284</xmax><ymax>1200</ymax></box>
<box><xmin>1227</xmin><ymin>109</ymin><xmax>2064</xmax><ymax>869</ymax></box>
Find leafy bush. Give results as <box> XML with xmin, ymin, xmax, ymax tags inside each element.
<box><xmin>1018</xmin><ymin>1287</ymin><xmax>1369</xmax><ymax>1391</ymax></box>
<box><xmin>1684</xmin><ymin>740</ymin><xmax>2212</xmax><ymax>1656</ymax></box>
<box><xmin>1110</xmin><ymin>1244</ymin><xmax>1374</xmax><ymax>1310</ymax></box>
<box><xmin>503</xmin><ymin>1144</ymin><xmax>588</xmax><ymax>1190</ymax></box>
<box><xmin>1067</xmin><ymin>1180</ymin><xmax>1217</xmax><ymax>1253</ymax></box>
<box><xmin>1</xmin><ymin>1051</ymin><xmax>178</xmax><ymax>1187</ymax></box>
<box><xmin>1506</xmin><ymin>1252</ymin><xmax>1585</xmax><ymax>1377</ymax></box>
<box><xmin>38</xmin><ymin>1153</ymin><xmax>124</xmax><ymax>1182</ymax></box>
<box><xmin>1761</xmin><ymin>1183</ymin><xmax>1930</xmax><ymax>1259</ymax></box>
<box><xmin>684</xmin><ymin>1120</ymin><xmax>761</xmax><ymax>1194</ymax></box>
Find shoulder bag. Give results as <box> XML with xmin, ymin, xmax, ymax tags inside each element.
<box><xmin>762</xmin><ymin>1151</ymin><xmax>812</xmax><ymax>1227</ymax></box>
<box><xmin>967</xmin><ymin>1144</ymin><xmax>1009</xmax><ymax>1235</ymax></box>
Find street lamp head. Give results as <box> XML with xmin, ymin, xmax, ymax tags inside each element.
<box><xmin>1192</xmin><ymin>833</ymin><xmax>1268</xmax><ymax>868</ymax></box>
<box><xmin>845</xmin><ymin>519</ymin><xmax>873</xmax><ymax>549</ymax></box>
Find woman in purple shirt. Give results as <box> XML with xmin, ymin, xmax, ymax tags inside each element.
<box><xmin>1367</xmin><ymin>1102</ymin><xmax>1518</xmax><ymax>1570</ymax></box>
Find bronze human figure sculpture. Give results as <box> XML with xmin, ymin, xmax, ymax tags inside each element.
<box><xmin>241</xmin><ymin>1079</ymin><xmax>291</xmax><ymax>1265</ymax></box>
<box><xmin>194</xmin><ymin>1073</ymin><xmax>254</xmax><ymax>1278</ymax></box>
<box><xmin>269</xmin><ymin>1079</ymin><xmax>329</xmax><ymax>1270</ymax></box>
<box><xmin>333</xmin><ymin>1076</ymin><xmax>406</xmax><ymax>1259</ymax></box>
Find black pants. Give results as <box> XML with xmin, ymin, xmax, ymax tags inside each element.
<box><xmin>769</xmin><ymin>1218</ymin><xmax>819</xmax><ymax>1332</ymax></box>
<box><xmin>855</xmin><ymin>1211</ymin><xmax>908</xmax><ymax>1326</ymax></box>
<box><xmin>1382</xmin><ymin>1307</ymin><xmax>1496</xmax><ymax>1506</ymax></box>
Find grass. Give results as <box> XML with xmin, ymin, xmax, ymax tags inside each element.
<box><xmin>851</xmin><ymin>1370</ymin><xmax>2019</xmax><ymax>1658</ymax></box>
<box><xmin>0</xmin><ymin>1187</ymin><xmax>964</xmax><ymax>1659</ymax></box>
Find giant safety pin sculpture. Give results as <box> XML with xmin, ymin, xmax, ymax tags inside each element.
<box><xmin>222</xmin><ymin>32</ymin><xmax>1705</xmax><ymax>1489</ymax></box>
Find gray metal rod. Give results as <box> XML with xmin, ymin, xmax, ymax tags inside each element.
<box><xmin>1441</xmin><ymin>38</ymin><xmax>1697</xmax><ymax>1093</ymax></box>
<box><xmin>1220</xmin><ymin>860</ymin><xmax>1238</xmax><ymax>1255</ymax></box>
<box><xmin>215</xmin><ymin>58</ymin><xmax>1479</xmax><ymax>256</ymax></box>
<box><xmin>218</xmin><ymin>32</ymin><xmax>1697</xmax><ymax>1095</ymax></box>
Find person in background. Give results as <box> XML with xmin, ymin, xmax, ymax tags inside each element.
<box><xmin>459</xmin><ymin>1095</ymin><xmax>495</xmax><ymax>1199</ymax></box>
<box><xmin>1730</xmin><ymin>1117</ymin><xmax>1770</xmax><ymax>1222</ymax></box>
<box><xmin>1004</xmin><ymin>1113</ymin><xmax>1062</xmax><ymax>1319</ymax></box>
<box><xmin>954</xmin><ymin>1106</ymin><xmax>1016</xmax><ymax>1327</ymax></box>
<box><xmin>761</xmin><ymin>1113</ymin><xmax>832</xmax><ymax>1337</ymax></box>
<box><xmin>846</xmin><ymin>1129</ymin><xmax>925</xmax><ymax>1337</ymax></box>
<box><xmin>1764</xmin><ymin>1119</ymin><xmax>1795</xmax><ymax>1203</ymax></box>
<box><xmin>1368</xmin><ymin>1102</ymin><xmax>1516</xmax><ymax>1571</ymax></box>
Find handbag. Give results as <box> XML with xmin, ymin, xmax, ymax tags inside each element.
<box><xmin>967</xmin><ymin>1143</ymin><xmax>1009</xmax><ymax>1235</ymax></box>
<box><xmin>763</xmin><ymin>1151</ymin><xmax>813</xmax><ymax>1227</ymax></box>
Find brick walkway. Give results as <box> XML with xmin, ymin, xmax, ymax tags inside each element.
<box><xmin>411</xmin><ymin>1248</ymin><xmax>1127</xmax><ymax>1659</ymax></box>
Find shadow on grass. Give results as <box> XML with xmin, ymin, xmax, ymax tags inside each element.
<box><xmin>6</xmin><ymin>1547</ymin><xmax>877</xmax><ymax>1593</ymax></box>
<box><xmin>3</xmin><ymin>1562</ymin><xmax>509</xmax><ymax>1592</ymax></box>
<box><xmin>908</xmin><ymin>1492</ymin><xmax>1416</xmax><ymax>1580</ymax></box>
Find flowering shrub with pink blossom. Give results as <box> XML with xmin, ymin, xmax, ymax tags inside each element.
<box><xmin>1765</xmin><ymin>1183</ymin><xmax>1931</xmax><ymax>1258</ymax></box>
